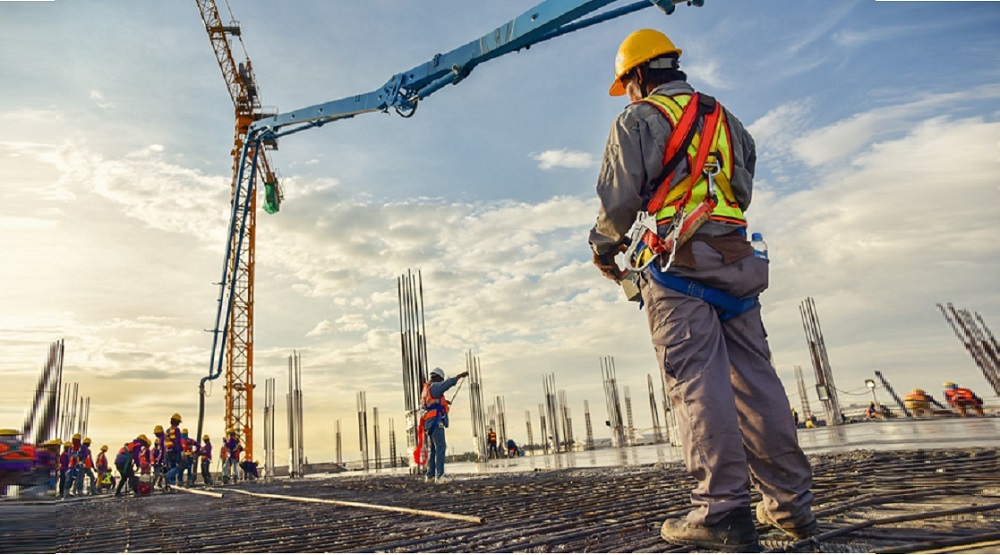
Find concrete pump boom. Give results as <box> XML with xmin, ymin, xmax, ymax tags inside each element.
<box><xmin>200</xmin><ymin>0</ymin><xmax>704</xmax><ymax>455</ymax></box>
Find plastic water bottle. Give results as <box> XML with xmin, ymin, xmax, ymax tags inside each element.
<box><xmin>751</xmin><ymin>232</ymin><xmax>768</xmax><ymax>259</ymax></box>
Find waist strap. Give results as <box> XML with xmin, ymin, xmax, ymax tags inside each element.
<box><xmin>648</xmin><ymin>263</ymin><xmax>759</xmax><ymax>321</ymax></box>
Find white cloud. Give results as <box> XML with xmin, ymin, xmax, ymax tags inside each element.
<box><xmin>530</xmin><ymin>149</ymin><xmax>597</xmax><ymax>171</ymax></box>
<box><xmin>306</xmin><ymin>319</ymin><xmax>336</xmax><ymax>337</ymax></box>
<box><xmin>89</xmin><ymin>90</ymin><xmax>115</xmax><ymax>109</ymax></box>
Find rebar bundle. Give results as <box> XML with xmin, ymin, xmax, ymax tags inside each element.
<box><xmin>357</xmin><ymin>391</ymin><xmax>370</xmax><ymax>472</ymax></box>
<box><xmin>398</xmin><ymin>270</ymin><xmax>430</xmax><ymax>456</ymax></box>
<box><xmin>22</xmin><ymin>339</ymin><xmax>64</xmax><ymax>445</ymax></box>
<box><xmin>467</xmin><ymin>352</ymin><xmax>488</xmax><ymax>462</ymax></box>
<box><xmin>938</xmin><ymin>303</ymin><xmax>1000</xmax><ymax>396</ymax></box>
<box><xmin>335</xmin><ymin>419</ymin><xmax>343</xmax><ymax>466</ymax></box>
<box><xmin>389</xmin><ymin>418</ymin><xmax>397</xmax><ymax>468</ymax></box>
<box><xmin>373</xmin><ymin>407</ymin><xmax>382</xmax><ymax>471</ymax></box>
<box><xmin>495</xmin><ymin>395</ymin><xmax>509</xmax><ymax>455</ymax></box>
<box><xmin>601</xmin><ymin>356</ymin><xmax>627</xmax><ymax>447</ymax></box>
<box><xmin>794</xmin><ymin>364</ymin><xmax>813</xmax><ymax>419</ymax></box>
<box><xmin>647</xmin><ymin>374</ymin><xmax>663</xmax><ymax>444</ymax></box>
<box><xmin>800</xmin><ymin>297</ymin><xmax>845</xmax><ymax>425</ymax></box>
<box><xmin>542</xmin><ymin>374</ymin><xmax>563</xmax><ymax>452</ymax></box>
<box><xmin>263</xmin><ymin>377</ymin><xmax>276</xmax><ymax>480</ymax></box>
<box><xmin>287</xmin><ymin>351</ymin><xmax>305</xmax><ymax>476</ymax></box>
<box><xmin>583</xmin><ymin>400</ymin><xmax>594</xmax><ymax>450</ymax></box>
<box><xmin>538</xmin><ymin>403</ymin><xmax>549</xmax><ymax>455</ymax></box>
<box><xmin>524</xmin><ymin>410</ymin><xmax>534</xmax><ymax>455</ymax></box>
<box><xmin>874</xmin><ymin>370</ymin><xmax>911</xmax><ymax>418</ymax></box>
<box><xmin>660</xmin><ymin>371</ymin><xmax>678</xmax><ymax>446</ymax></box>
<box><xmin>624</xmin><ymin>386</ymin><xmax>635</xmax><ymax>445</ymax></box>
<box><xmin>558</xmin><ymin>390</ymin><xmax>573</xmax><ymax>449</ymax></box>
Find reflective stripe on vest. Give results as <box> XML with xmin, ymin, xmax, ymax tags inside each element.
<box><xmin>421</xmin><ymin>382</ymin><xmax>449</xmax><ymax>420</ymax></box>
<box><xmin>640</xmin><ymin>94</ymin><xmax>746</xmax><ymax>227</ymax></box>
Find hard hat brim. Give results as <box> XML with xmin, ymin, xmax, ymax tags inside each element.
<box><xmin>609</xmin><ymin>79</ymin><xmax>626</xmax><ymax>97</ymax></box>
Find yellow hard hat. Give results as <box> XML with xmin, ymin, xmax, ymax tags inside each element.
<box><xmin>101</xmin><ymin>445</ymin><xmax>108</xmax><ymax>451</ymax></box>
<box><xmin>915</xmin><ymin>388</ymin><xmax>925</xmax><ymax>395</ymax></box>
<box><xmin>42</xmin><ymin>439</ymin><xmax>61</xmax><ymax>447</ymax></box>
<box><xmin>171</xmin><ymin>413</ymin><xmax>183</xmax><ymax>422</ymax></box>
<box><xmin>73</xmin><ymin>433</ymin><xmax>82</xmax><ymax>440</ymax></box>
<box><xmin>943</xmin><ymin>381</ymin><xmax>956</xmax><ymax>388</ymax></box>
<box><xmin>0</xmin><ymin>429</ymin><xmax>20</xmax><ymax>436</ymax></box>
<box><xmin>609</xmin><ymin>29</ymin><xmax>682</xmax><ymax>96</ymax></box>
<box><xmin>203</xmin><ymin>435</ymin><xmax>210</xmax><ymax>441</ymax></box>
<box><xmin>182</xmin><ymin>428</ymin><xmax>188</xmax><ymax>435</ymax></box>
<box><xmin>137</xmin><ymin>434</ymin><xmax>151</xmax><ymax>445</ymax></box>
<box><xmin>154</xmin><ymin>425</ymin><xmax>164</xmax><ymax>434</ymax></box>
<box><xmin>83</xmin><ymin>437</ymin><xmax>92</xmax><ymax>444</ymax></box>
<box><xmin>64</xmin><ymin>442</ymin><xmax>72</xmax><ymax>448</ymax></box>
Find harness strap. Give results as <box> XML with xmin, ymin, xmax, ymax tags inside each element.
<box><xmin>645</xmin><ymin>93</ymin><xmax>716</xmax><ymax>214</ymax></box>
<box><xmin>648</xmin><ymin>262</ymin><xmax>759</xmax><ymax>321</ymax></box>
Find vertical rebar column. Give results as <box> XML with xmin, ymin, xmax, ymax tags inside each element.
<box><xmin>524</xmin><ymin>410</ymin><xmax>534</xmax><ymax>455</ymax></box>
<box><xmin>939</xmin><ymin>303</ymin><xmax>1000</xmax><ymax>395</ymax></box>
<box><xmin>874</xmin><ymin>370</ymin><xmax>911</xmax><ymax>418</ymax></box>
<box><xmin>468</xmin><ymin>352</ymin><xmax>488</xmax><ymax>462</ymax></box>
<box><xmin>357</xmin><ymin>391</ymin><xmax>369</xmax><ymax>471</ymax></box>
<box><xmin>496</xmin><ymin>395</ymin><xmax>508</xmax><ymax>457</ymax></box>
<box><xmin>80</xmin><ymin>397</ymin><xmax>90</xmax><ymax>440</ymax></box>
<box><xmin>661</xmin><ymin>372</ymin><xmax>679</xmax><ymax>446</ymax></box>
<box><xmin>262</xmin><ymin>377</ymin><xmax>271</xmax><ymax>480</ymax></box>
<box><xmin>601</xmin><ymin>357</ymin><xmax>626</xmax><ymax>448</ymax></box>
<box><xmin>647</xmin><ymin>374</ymin><xmax>663</xmax><ymax>443</ymax></box>
<box><xmin>538</xmin><ymin>403</ymin><xmax>549</xmax><ymax>454</ymax></box>
<box><xmin>800</xmin><ymin>297</ymin><xmax>844</xmax><ymax>425</ymax></box>
<box><xmin>793</xmin><ymin>364</ymin><xmax>813</xmax><ymax>420</ymax></box>
<box><xmin>624</xmin><ymin>386</ymin><xmax>635</xmax><ymax>446</ymax></box>
<box><xmin>558</xmin><ymin>390</ymin><xmax>574</xmax><ymax>450</ymax></box>
<box><xmin>287</xmin><ymin>351</ymin><xmax>305</xmax><ymax>476</ymax></box>
<box><xmin>583</xmin><ymin>400</ymin><xmax>595</xmax><ymax>450</ymax></box>
<box><xmin>398</xmin><ymin>269</ymin><xmax>430</xmax><ymax>470</ymax></box>
<box><xmin>335</xmin><ymin>419</ymin><xmax>342</xmax><ymax>466</ymax></box>
<box><xmin>543</xmin><ymin>374</ymin><xmax>562</xmax><ymax>452</ymax></box>
<box><xmin>373</xmin><ymin>407</ymin><xmax>382</xmax><ymax>471</ymax></box>
<box><xmin>389</xmin><ymin>419</ymin><xmax>397</xmax><ymax>468</ymax></box>
<box><xmin>24</xmin><ymin>339</ymin><xmax>65</xmax><ymax>445</ymax></box>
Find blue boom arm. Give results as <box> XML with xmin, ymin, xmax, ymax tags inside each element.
<box><xmin>202</xmin><ymin>0</ymin><xmax>704</xmax><ymax>405</ymax></box>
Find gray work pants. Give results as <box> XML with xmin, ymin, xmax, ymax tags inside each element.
<box><xmin>641</xmin><ymin>239</ymin><xmax>814</xmax><ymax>528</ymax></box>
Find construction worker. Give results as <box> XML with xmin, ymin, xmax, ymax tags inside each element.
<box><xmin>943</xmin><ymin>382</ymin><xmax>986</xmax><ymax>417</ymax></box>
<box><xmin>67</xmin><ymin>433</ymin><xmax>81</xmax><ymax>494</ymax></box>
<box><xmin>114</xmin><ymin>435</ymin><xmax>150</xmax><ymax>497</ymax></box>
<box><xmin>180</xmin><ymin>428</ymin><xmax>196</xmax><ymax>486</ymax></box>
<box><xmin>903</xmin><ymin>389</ymin><xmax>945</xmax><ymax>418</ymax></box>
<box><xmin>95</xmin><ymin>445</ymin><xmax>110</xmax><ymax>494</ymax></box>
<box><xmin>164</xmin><ymin>413</ymin><xmax>184</xmax><ymax>486</ymax></box>
<box><xmin>865</xmin><ymin>402</ymin><xmax>882</xmax><ymax>421</ymax></box>
<box><xmin>487</xmin><ymin>427</ymin><xmax>500</xmax><ymax>459</ymax></box>
<box><xmin>590</xmin><ymin>29</ymin><xmax>816</xmax><ymax>551</ymax></box>
<box><xmin>221</xmin><ymin>429</ymin><xmax>242</xmax><ymax>484</ymax></box>
<box><xmin>74</xmin><ymin>437</ymin><xmax>96</xmax><ymax>495</ymax></box>
<box><xmin>200</xmin><ymin>435</ymin><xmax>214</xmax><ymax>486</ymax></box>
<box><xmin>152</xmin><ymin>425</ymin><xmax>167</xmax><ymax>491</ymax></box>
<box><xmin>58</xmin><ymin>442</ymin><xmax>72</xmax><ymax>498</ymax></box>
<box><xmin>506</xmin><ymin>438</ymin><xmax>520</xmax><ymax>458</ymax></box>
<box><xmin>421</xmin><ymin>367</ymin><xmax>469</xmax><ymax>482</ymax></box>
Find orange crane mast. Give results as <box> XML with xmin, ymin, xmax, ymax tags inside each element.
<box><xmin>195</xmin><ymin>0</ymin><xmax>282</xmax><ymax>461</ymax></box>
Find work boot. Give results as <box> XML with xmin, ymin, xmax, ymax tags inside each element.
<box><xmin>660</xmin><ymin>506</ymin><xmax>760</xmax><ymax>552</ymax></box>
<box><xmin>756</xmin><ymin>502</ymin><xmax>818</xmax><ymax>540</ymax></box>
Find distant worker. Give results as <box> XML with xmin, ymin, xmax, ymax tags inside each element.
<box><xmin>75</xmin><ymin>437</ymin><xmax>96</xmax><ymax>495</ymax></box>
<box><xmin>239</xmin><ymin>458</ymin><xmax>259</xmax><ymax>481</ymax></box>
<box><xmin>58</xmin><ymin>442</ymin><xmax>72</xmax><ymax>498</ymax></box>
<box><xmin>200</xmin><ymin>435</ymin><xmax>214</xmax><ymax>486</ymax></box>
<box><xmin>221</xmin><ymin>429</ymin><xmax>242</xmax><ymax>484</ymax></box>
<box><xmin>421</xmin><ymin>367</ymin><xmax>469</xmax><ymax>482</ymax></box>
<box><xmin>791</xmin><ymin>407</ymin><xmax>799</xmax><ymax>427</ymax></box>
<box><xmin>152</xmin><ymin>425</ymin><xmax>167</xmax><ymax>491</ymax></box>
<box><xmin>95</xmin><ymin>445</ymin><xmax>111</xmax><ymax>494</ymax></box>
<box><xmin>114</xmin><ymin>435</ymin><xmax>150</xmax><ymax>497</ymax></box>
<box><xmin>487</xmin><ymin>428</ymin><xmax>500</xmax><ymax>459</ymax></box>
<box><xmin>506</xmin><ymin>438</ymin><xmax>520</xmax><ymax>458</ymax></box>
<box><xmin>903</xmin><ymin>389</ymin><xmax>945</xmax><ymax>418</ymax></box>
<box><xmin>943</xmin><ymin>382</ymin><xmax>985</xmax><ymax>417</ymax></box>
<box><xmin>180</xmin><ymin>428</ymin><xmax>196</xmax><ymax>486</ymax></box>
<box><xmin>865</xmin><ymin>402</ymin><xmax>882</xmax><ymax>421</ymax></box>
<box><xmin>164</xmin><ymin>413</ymin><xmax>184</xmax><ymax>487</ymax></box>
<box><xmin>589</xmin><ymin>29</ymin><xmax>816</xmax><ymax>551</ymax></box>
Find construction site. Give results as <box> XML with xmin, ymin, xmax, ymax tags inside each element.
<box><xmin>4</xmin><ymin>0</ymin><xmax>1000</xmax><ymax>552</ymax></box>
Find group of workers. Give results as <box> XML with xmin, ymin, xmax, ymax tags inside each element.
<box><xmin>902</xmin><ymin>382</ymin><xmax>986</xmax><ymax>418</ymax></box>
<box><xmin>8</xmin><ymin>413</ymin><xmax>259</xmax><ymax>499</ymax></box>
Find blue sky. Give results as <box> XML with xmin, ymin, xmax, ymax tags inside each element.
<box><xmin>2</xmin><ymin>0</ymin><xmax>999</xmax><ymax>464</ymax></box>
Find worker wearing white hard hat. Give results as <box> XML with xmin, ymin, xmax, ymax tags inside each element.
<box><xmin>420</xmin><ymin>367</ymin><xmax>468</xmax><ymax>482</ymax></box>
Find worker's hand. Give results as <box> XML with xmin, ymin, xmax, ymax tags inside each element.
<box><xmin>592</xmin><ymin>248</ymin><xmax>625</xmax><ymax>283</ymax></box>
<box><xmin>457</xmin><ymin>371</ymin><xmax>469</xmax><ymax>379</ymax></box>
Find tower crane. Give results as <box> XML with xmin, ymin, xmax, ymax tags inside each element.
<box><xmin>194</xmin><ymin>0</ymin><xmax>283</xmax><ymax>461</ymax></box>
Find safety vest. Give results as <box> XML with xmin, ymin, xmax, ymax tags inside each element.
<box><xmin>166</xmin><ymin>426</ymin><xmax>181</xmax><ymax>452</ymax></box>
<box><xmin>639</xmin><ymin>93</ymin><xmax>746</xmax><ymax>227</ymax></box>
<box><xmin>488</xmin><ymin>431</ymin><xmax>497</xmax><ymax>443</ymax></box>
<box><xmin>946</xmin><ymin>388</ymin><xmax>979</xmax><ymax>405</ymax></box>
<box><xmin>96</xmin><ymin>452</ymin><xmax>108</xmax><ymax>472</ymax></box>
<box><xmin>421</xmin><ymin>382</ymin><xmax>450</xmax><ymax>420</ymax></box>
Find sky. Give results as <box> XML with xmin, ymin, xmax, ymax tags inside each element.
<box><xmin>2</xmin><ymin>0</ymin><xmax>999</xmax><ymax>467</ymax></box>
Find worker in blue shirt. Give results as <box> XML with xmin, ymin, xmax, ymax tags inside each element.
<box><xmin>421</xmin><ymin>367</ymin><xmax>468</xmax><ymax>482</ymax></box>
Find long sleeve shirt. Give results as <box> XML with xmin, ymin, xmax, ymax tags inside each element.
<box><xmin>589</xmin><ymin>81</ymin><xmax>756</xmax><ymax>257</ymax></box>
